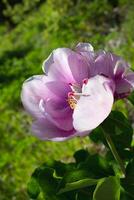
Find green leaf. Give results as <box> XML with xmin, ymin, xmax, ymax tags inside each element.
<box><xmin>31</xmin><ymin>166</ymin><xmax>64</xmax><ymax>200</ymax></box>
<box><xmin>120</xmin><ymin>189</ymin><xmax>134</xmax><ymax>200</ymax></box>
<box><xmin>121</xmin><ymin>159</ymin><xmax>134</xmax><ymax>198</ymax></box>
<box><xmin>90</xmin><ymin>111</ymin><xmax>133</xmax><ymax>158</ymax></box>
<box><xmin>74</xmin><ymin>149</ymin><xmax>89</xmax><ymax>164</ymax></box>
<box><xmin>58</xmin><ymin>178</ymin><xmax>98</xmax><ymax>194</ymax></box>
<box><xmin>125</xmin><ymin>159</ymin><xmax>134</xmax><ymax>183</ymax></box>
<box><xmin>41</xmin><ymin>160</ymin><xmax>75</xmax><ymax>177</ymax></box>
<box><xmin>90</xmin><ymin>126</ymin><xmax>105</xmax><ymax>144</ymax></box>
<box><xmin>93</xmin><ymin>176</ymin><xmax>120</xmax><ymax>200</ymax></box>
<box><xmin>36</xmin><ymin>167</ymin><xmax>62</xmax><ymax>200</ymax></box>
<box><xmin>121</xmin><ymin>179</ymin><xmax>134</xmax><ymax>199</ymax></box>
<box><xmin>128</xmin><ymin>91</ymin><xmax>134</xmax><ymax>105</ymax></box>
<box><xmin>27</xmin><ymin>177</ymin><xmax>40</xmax><ymax>199</ymax></box>
<box><xmin>102</xmin><ymin>111</ymin><xmax>133</xmax><ymax>151</ymax></box>
<box><xmin>29</xmin><ymin>164</ymin><xmax>77</xmax><ymax>200</ymax></box>
<box><xmin>61</xmin><ymin>169</ymin><xmax>91</xmax><ymax>183</ymax></box>
<box><xmin>76</xmin><ymin>188</ymin><xmax>93</xmax><ymax>200</ymax></box>
<box><xmin>78</xmin><ymin>154</ymin><xmax>114</xmax><ymax>178</ymax></box>
<box><xmin>58</xmin><ymin>168</ymin><xmax>99</xmax><ymax>195</ymax></box>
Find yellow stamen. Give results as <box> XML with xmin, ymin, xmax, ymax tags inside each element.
<box><xmin>67</xmin><ymin>98</ymin><xmax>77</xmax><ymax>109</ymax></box>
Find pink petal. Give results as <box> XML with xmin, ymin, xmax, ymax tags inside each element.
<box><xmin>45</xmin><ymin>81</ymin><xmax>70</xmax><ymax>99</ymax></box>
<box><xmin>91</xmin><ymin>52</ymin><xmax>114</xmax><ymax>77</ymax></box>
<box><xmin>73</xmin><ymin>75</ymin><xmax>114</xmax><ymax>133</ymax></box>
<box><xmin>45</xmin><ymin>99</ymin><xmax>73</xmax><ymax>131</ymax></box>
<box><xmin>75</xmin><ymin>42</ymin><xmax>94</xmax><ymax>52</ymax></box>
<box><xmin>42</xmin><ymin>48</ymin><xmax>89</xmax><ymax>84</ymax></box>
<box><xmin>68</xmin><ymin>51</ymin><xmax>90</xmax><ymax>84</ymax></box>
<box><xmin>21</xmin><ymin>75</ymin><xmax>45</xmax><ymax>118</ymax></box>
<box><xmin>21</xmin><ymin>75</ymin><xmax>57</xmax><ymax>118</ymax></box>
<box><xmin>75</xmin><ymin>43</ymin><xmax>95</xmax><ymax>70</ymax></box>
<box><xmin>115</xmin><ymin>78</ymin><xmax>131</xmax><ymax>97</ymax></box>
<box><xmin>32</xmin><ymin>117</ymin><xmax>76</xmax><ymax>141</ymax></box>
<box><xmin>125</xmin><ymin>73</ymin><xmax>134</xmax><ymax>87</ymax></box>
<box><xmin>90</xmin><ymin>52</ymin><xmax>129</xmax><ymax>78</ymax></box>
<box><xmin>113</xmin><ymin>60</ymin><xmax>129</xmax><ymax>77</ymax></box>
<box><xmin>21</xmin><ymin>74</ymin><xmax>71</xmax><ymax>118</ymax></box>
<box><xmin>42</xmin><ymin>48</ymin><xmax>74</xmax><ymax>83</ymax></box>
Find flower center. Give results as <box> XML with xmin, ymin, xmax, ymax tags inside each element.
<box><xmin>67</xmin><ymin>79</ymin><xmax>88</xmax><ymax>109</ymax></box>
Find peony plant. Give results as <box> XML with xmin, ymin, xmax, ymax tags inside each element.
<box><xmin>21</xmin><ymin>43</ymin><xmax>134</xmax><ymax>200</ymax></box>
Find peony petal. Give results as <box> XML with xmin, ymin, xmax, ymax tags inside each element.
<box><xmin>90</xmin><ymin>52</ymin><xmax>129</xmax><ymax>78</ymax></box>
<box><xmin>42</xmin><ymin>48</ymin><xmax>89</xmax><ymax>84</ymax></box>
<box><xmin>75</xmin><ymin>43</ymin><xmax>94</xmax><ymax>70</ymax></box>
<box><xmin>21</xmin><ymin>74</ymin><xmax>71</xmax><ymax>117</ymax></box>
<box><xmin>21</xmin><ymin>75</ymin><xmax>58</xmax><ymax>118</ymax></box>
<box><xmin>75</xmin><ymin>42</ymin><xmax>94</xmax><ymax>52</ymax></box>
<box><xmin>32</xmin><ymin>117</ymin><xmax>76</xmax><ymax>141</ymax></box>
<box><xmin>114</xmin><ymin>78</ymin><xmax>131</xmax><ymax>98</ymax></box>
<box><xmin>91</xmin><ymin>52</ymin><xmax>113</xmax><ymax>77</ymax></box>
<box><xmin>45</xmin><ymin>81</ymin><xmax>70</xmax><ymax>99</ymax></box>
<box><xmin>125</xmin><ymin>73</ymin><xmax>134</xmax><ymax>87</ymax></box>
<box><xmin>45</xmin><ymin>99</ymin><xmax>73</xmax><ymax>131</ymax></box>
<box><xmin>42</xmin><ymin>51</ymin><xmax>54</xmax><ymax>74</ymax></box>
<box><xmin>73</xmin><ymin>75</ymin><xmax>114</xmax><ymax>132</ymax></box>
<box><xmin>68</xmin><ymin>52</ymin><xmax>90</xmax><ymax>84</ymax></box>
<box><xmin>21</xmin><ymin>75</ymin><xmax>46</xmax><ymax>118</ymax></box>
<box><xmin>113</xmin><ymin>60</ymin><xmax>129</xmax><ymax>77</ymax></box>
<box><xmin>42</xmin><ymin>48</ymin><xmax>75</xmax><ymax>83</ymax></box>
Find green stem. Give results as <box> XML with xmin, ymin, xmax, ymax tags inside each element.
<box><xmin>102</xmin><ymin>127</ymin><xmax>126</xmax><ymax>177</ymax></box>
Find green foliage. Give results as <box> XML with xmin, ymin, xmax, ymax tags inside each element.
<box><xmin>103</xmin><ymin>111</ymin><xmax>133</xmax><ymax>150</ymax></box>
<box><xmin>28</xmin><ymin>111</ymin><xmax>134</xmax><ymax>200</ymax></box>
<box><xmin>58</xmin><ymin>178</ymin><xmax>98</xmax><ymax>194</ymax></box>
<box><xmin>27</xmin><ymin>110</ymin><xmax>134</xmax><ymax>199</ymax></box>
<box><xmin>27</xmin><ymin>177</ymin><xmax>40</xmax><ymax>199</ymax></box>
<box><xmin>128</xmin><ymin>91</ymin><xmax>134</xmax><ymax>105</ymax></box>
<box><xmin>90</xmin><ymin>111</ymin><xmax>133</xmax><ymax>160</ymax></box>
<box><xmin>93</xmin><ymin>176</ymin><xmax>120</xmax><ymax>200</ymax></box>
<box><xmin>121</xmin><ymin>159</ymin><xmax>134</xmax><ymax>199</ymax></box>
<box><xmin>27</xmin><ymin>148</ymin><xmax>131</xmax><ymax>199</ymax></box>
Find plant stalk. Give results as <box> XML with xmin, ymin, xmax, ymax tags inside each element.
<box><xmin>102</xmin><ymin>127</ymin><xmax>126</xmax><ymax>177</ymax></box>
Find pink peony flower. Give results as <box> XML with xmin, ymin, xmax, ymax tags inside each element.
<box><xmin>21</xmin><ymin>43</ymin><xmax>134</xmax><ymax>141</ymax></box>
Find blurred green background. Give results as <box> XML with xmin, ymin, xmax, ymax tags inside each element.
<box><xmin>0</xmin><ymin>0</ymin><xmax>134</xmax><ymax>199</ymax></box>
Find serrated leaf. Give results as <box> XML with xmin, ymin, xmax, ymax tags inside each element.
<box><xmin>93</xmin><ymin>176</ymin><xmax>120</xmax><ymax>200</ymax></box>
